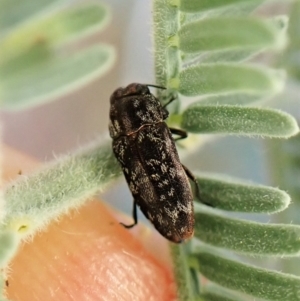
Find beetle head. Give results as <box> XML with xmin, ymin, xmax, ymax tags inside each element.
<box><xmin>110</xmin><ymin>83</ymin><xmax>150</xmax><ymax>103</ymax></box>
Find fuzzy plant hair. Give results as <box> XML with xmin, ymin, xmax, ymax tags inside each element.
<box><xmin>1</xmin><ymin>1</ymin><xmax>300</xmax><ymax>301</ymax></box>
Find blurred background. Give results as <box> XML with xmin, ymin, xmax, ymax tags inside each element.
<box><xmin>0</xmin><ymin>0</ymin><xmax>154</xmax><ymax>160</ymax></box>
<box><xmin>1</xmin><ymin>0</ymin><xmax>300</xmax><ymax>275</ymax></box>
<box><xmin>2</xmin><ymin>1</ymin><xmax>295</xmax><ymax>179</ymax></box>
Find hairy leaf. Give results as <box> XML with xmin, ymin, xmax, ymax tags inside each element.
<box><xmin>195</xmin><ymin>252</ymin><xmax>300</xmax><ymax>301</ymax></box>
<box><xmin>177</xmin><ymin>17</ymin><xmax>281</xmax><ymax>53</ymax></box>
<box><xmin>194</xmin><ymin>210</ymin><xmax>300</xmax><ymax>256</ymax></box>
<box><xmin>0</xmin><ymin>0</ymin><xmax>66</xmax><ymax>33</ymax></box>
<box><xmin>196</xmin><ymin>175</ymin><xmax>290</xmax><ymax>213</ymax></box>
<box><xmin>182</xmin><ymin>105</ymin><xmax>299</xmax><ymax>137</ymax></box>
<box><xmin>177</xmin><ymin>64</ymin><xmax>285</xmax><ymax>96</ymax></box>
<box><xmin>0</xmin><ymin>45</ymin><xmax>115</xmax><ymax>109</ymax></box>
<box><xmin>3</xmin><ymin>141</ymin><xmax>121</xmax><ymax>238</ymax></box>
<box><xmin>176</xmin><ymin>0</ymin><xmax>264</xmax><ymax>13</ymax></box>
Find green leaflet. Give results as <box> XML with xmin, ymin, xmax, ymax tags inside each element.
<box><xmin>195</xmin><ymin>252</ymin><xmax>300</xmax><ymax>301</ymax></box>
<box><xmin>194</xmin><ymin>209</ymin><xmax>300</xmax><ymax>256</ymax></box>
<box><xmin>0</xmin><ymin>231</ymin><xmax>19</xmax><ymax>267</ymax></box>
<box><xmin>196</xmin><ymin>175</ymin><xmax>290</xmax><ymax>213</ymax></box>
<box><xmin>3</xmin><ymin>141</ymin><xmax>121</xmax><ymax>239</ymax></box>
<box><xmin>181</xmin><ymin>105</ymin><xmax>299</xmax><ymax>137</ymax></box>
<box><xmin>177</xmin><ymin>64</ymin><xmax>284</xmax><ymax>96</ymax></box>
<box><xmin>177</xmin><ymin>17</ymin><xmax>281</xmax><ymax>53</ymax></box>
<box><xmin>174</xmin><ymin>0</ymin><xmax>264</xmax><ymax>13</ymax></box>
<box><xmin>192</xmin><ymin>93</ymin><xmax>265</xmax><ymax>106</ymax></box>
<box><xmin>200</xmin><ymin>283</ymin><xmax>246</xmax><ymax>301</ymax></box>
<box><xmin>0</xmin><ymin>3</ymin><xmax>110</xmax><ymax>64</ymax></box>
<box><xmin>0</xmin><ymin>45</ymin><xmax>115</xmax><ymax>109</ymax></box>
<box><xmin>0</xmin><ymin>2</ymin><xmax>113</xmax><ymax>109</ymax></box>
<box><xmin>152</xmin><ymin>0</ymin><xmax>299</xmax><ymax>300</ymax></box>
<box><xmin>0</xmin><ymin>0</ymin><xmax>66</xmax><ymax>33</ymax></box>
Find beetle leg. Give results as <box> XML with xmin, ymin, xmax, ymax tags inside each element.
<box><xmin>182</xmin><ymin>164</ymin><xmax>213</xmax><ymax>207</ymax></box>
<box><xmin>163</xmin><ymin>96</ymin><xmax>176</xmax><ymax>108</ymax></box>
<box><xmin>120</xmin><ymin>200</ymin><xmax>138</xmax><ymax>228</ymax></box>
<box><xmin>170</xmin><ymin>128</ymin><xmax>188</xmax><ymax>141</ymax></box>
<box><xmin>182</xmin><ymin>164</ymin><xmax>201</xmax><ymax>199</ymax></box>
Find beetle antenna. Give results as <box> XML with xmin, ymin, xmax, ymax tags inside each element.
<box><xmin>145</xmin><ymin>84</ymin><xmax>166</xmax><ymax>90</ymax></box>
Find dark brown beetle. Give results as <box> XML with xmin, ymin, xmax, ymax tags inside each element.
<box><xmin>109</xmin><ymin>83</ymin><xmax>201</xmax><ymax>243</ymax></box>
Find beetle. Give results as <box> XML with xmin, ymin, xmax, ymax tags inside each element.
<box><xmin>109</xmin><ymin>83</ymin><xmax>201</xmax><ymax>243</ymax></box>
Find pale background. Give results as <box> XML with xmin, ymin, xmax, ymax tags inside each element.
<box><xmin>1</xmin><ymin>1</ymin><xmax>298</xmax><ymax>218</ymax></box>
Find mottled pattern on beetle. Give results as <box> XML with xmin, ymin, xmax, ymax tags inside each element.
<box><xmin>112</xmin><ymin>122</ymin><xmax>194</xmax><ymax>242</ymax></box>
<box><xmin>109</xmin><ymin>93</ymin><xmax>168</xmax><ymax>139</ymax></box>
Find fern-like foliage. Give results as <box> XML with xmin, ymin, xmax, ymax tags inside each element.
<box><xmin>0</xmin><ymin>0</ymin><xmax>117</xmax><ymax>298</ymax></box>
<box><xmin>153</xmin><ymin>0</ymin><xmax>300</xmax><ymax>300</ymax></box>
<box><xmin>0</xmin><ymin>0</ymin><xmax>115</xmax><ymax>109</ymax></box>
<box><xmin>1</xmin><ymin>1</ymin><xmax>300</xmax><ymax>301</ymax></box>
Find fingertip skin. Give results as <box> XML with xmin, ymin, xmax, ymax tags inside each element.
<box><xmin>4</xmin><ymin>146</ymin><xmax>177</xmax><ymax>301</ymax></box>
<box><xmin>6</xmin><ymin>201</ymin><xmax>176</xmax><ymax>301</ymax></box>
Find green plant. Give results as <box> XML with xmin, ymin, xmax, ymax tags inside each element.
<box><xmin>1</xmin><ymin>1</ymin><xmax>300</xmax><ymax>301</ymax></box>
<box><xmin>153</xmin><ymin>1</ymin><xmax>300</xmax><ymax>300</ymax></box>
<box><xmin>0</xmin><ymin>0</ymin><xmax>114</xmax><ymax>108</ymax></box>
